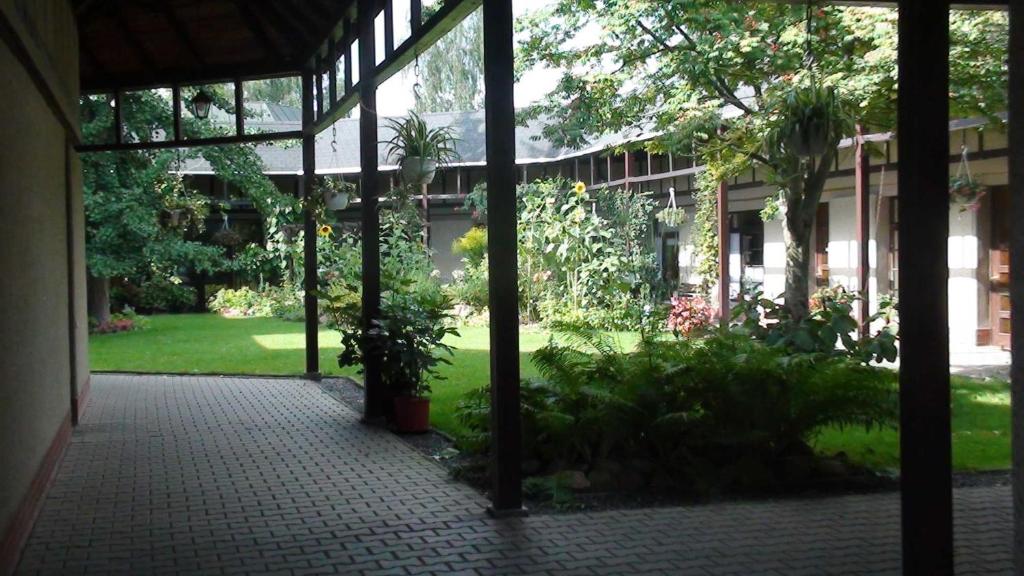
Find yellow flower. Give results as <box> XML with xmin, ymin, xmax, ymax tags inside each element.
<box><xmin>573</xmin><ymin>181</ymin><xmax>587</xmax><ymax>195</ymax></box>
<box><xmin>317</xmin><ymin>224</ymin><xmax>333</xmax><ymax>238</ymax></box>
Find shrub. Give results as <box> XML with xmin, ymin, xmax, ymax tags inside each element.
<box><xmin>208</xmin><ymin>285</ymin><xmax>305</xmax><ymax>321</ymax></box>
<box><xmin>208</xmin><ymin>287</ymin><xmax>262</xmax><ymax>316</ymax></box>
<box><xmin>667</xmin><ymin>295</ymin><xmax>715</xmax><ymax>337</ymax></box>
<box><xmin>451</xmin><ymin>227</ymin><xmax>488</xmax><ymax>265</ymax></box>
<box><xmin>731</xmin><ymin>285</ymin><xmax>899</xmax><ymax>364</ymax></box>
<box><xmin>448</xmin><ymin>257</ymin><xmax>490</xmax><ymax>312</ymax></box>
<box><xmin>456</xmin><ymin>325</ymin><xmax>897</xmax><ymax>493</ymax></box>
<box><xmin>90</xmin><ymin>307</ymin><xmax>149</xmax><ymax>334</ymax></box>
<box><xmin>138</xmin><ymin>276</ymin><xmax>196</xmax><ymax>312</ymax></box>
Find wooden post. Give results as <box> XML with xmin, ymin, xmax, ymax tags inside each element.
<box><xmin>1009</xmin><ymin>2</ymin><xmax>1024</xmax><ymax>572</ymax></box>
<box><xmin>113</xmin><ymin>91</ymin><xmax>123</xmax><ymax>144</ymax></box>
<box><xmin>623</xmin><ymin>150</ymin><xmax>631</xmax><ymax>191</ymax></box>
<box><xmin>315</xmin><ymin>56</ymin><xmax>324</xmax><ymax>119</ymax></box>
<box><xmin>856</xmin><ymin>125</ymin><xmax>871</xmax><ymax>338</ymax></box>
<box><xmin>421</xmin><ymin>183</ymin><xmax>430</xmax><ymax>247</ymax></box>
<box><xmin>301</xmin><ymin>69</ymin><xmax>320</xmax><ymax>378</ymax></box>
<box><xmin>384</xmin><ymin>0</ymin><xmax>395</xmax><ymax>57</ymax></box>
<box><xmin>717</xmin><ymin>180</ymin><xmax>729</xmax><ymax>325</ymax></box>
<box><xmin>411</xmin><ymin>0</ymin><xmax>422</xmax><ymax>32</ymax></box>
<box><xmin>343</xmin><ymin>19</ymin><xmax>354</xmax><ymax>93</ymax></box>
<box><xmin>234</xmin><ymin>78</ymin><xmax>244</xmax><ymax>136</ymax></box>
<box><xmin>897</xmin><ymin>3</ymin><xmax>953</xmax><ymax>574</ymax></box>
<box><xmin>171</xmin><ymin>85</ymin><xmax>182</xmax><ymax>141</ymax></box>
<box><xmin>358</xmin><ymin>0</ymin><xmax>385</xmax><ymax>421</ymax></box>
<box><xmin>483</xmin><ymin>0</ymin><xmax>524</xmax><ymax>516</ymax></box>
<box><xmin>328</xmin><ymin>35</ymin><xmax>338</xmax><ymax>106</ymax></box>
<box><xmin>589</xmin><ymin>155</ymin><xmax>596</xmax><ymax>185</ymax></box>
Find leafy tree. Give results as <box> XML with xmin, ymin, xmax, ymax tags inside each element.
<box><xmin>519</xmin><ymin>2</ymin><xmax>1007</xmax><ymax>319</ymax></box>
<box><xmin>80</xmin><ymin>88</ymin><xmax>299</xmax><ymax>321</ymax></box>
<box><xmin>411</xmin><ymin>7</ymin><xmax>483</xmax><ymax>113</ymax></box>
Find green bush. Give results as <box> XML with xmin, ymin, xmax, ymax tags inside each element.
<box><xmin>138</xmin><ymin>276</ymin><xmax>197</xmax><ymax>312</ymax></box>
<box><xmin>456</xmin><ymin>325</ymin><xmax>897</xmax><ymax>493</ymax></box>
<box><xmin>208</xmin><ymin>285</ymin><xmax>305</xmax><ymax>321</ymax></box>
<box><xmin>451</xmin><ymin>227</ymin><xmax>488</xmax><ymax>265</ymax></box>
<box><xmin>448</xmin><ymin>257</ymin><xmax>490</xmax><ymax>312</ymax></box>
<box><xmin>730</xmin><ymin>285</ymin><xmax>899</xmax><ymax>364</ymax></box>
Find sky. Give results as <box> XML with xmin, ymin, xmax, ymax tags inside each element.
<box><xmin>373</xmin><ymin>0</ymin><xmax>562</xmax><ymax>117</ymax></box>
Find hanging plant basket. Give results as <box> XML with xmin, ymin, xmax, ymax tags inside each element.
<box><xmin>773</xmin><ymin>84</ymin><xmax>840</xmax><ymax>159</ymax></box>
<box><xmin>400</xmin><ymin>156</ymin><xmax>438</xmax><ymax>186</ymax></box>
<box><xmin>656</xmin><ymin>187</ymin><xmax>687</xmax><ymax>228</ymax></box>
<box><xmin>319</xmin><ymin>178</ymin><xmax>355</xmax><ymax>211</ymax></box>
<box><xmin>212</xmin><ymin>228</ymin><xmax>243</xmax><ymax>248</ymax></box>
<box><xmin>383</xmin><ymin>111</ymin><xmax>459</xmax><ymax>187</ymax></box>
<box><xmin>950</xmin><ymin>147</ymin><xmax>987</xmax><ymax>213</ymax></box>
<box><xmin>949</xmin><ymin>176</ymin><xmax>986</xmax><ymax>213</ymax></box>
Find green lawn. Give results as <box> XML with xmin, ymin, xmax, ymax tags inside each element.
<box><xmin>91</xmin><ymin>313</ymin><xmax>1010</xmax><ymax>471</ymax></box>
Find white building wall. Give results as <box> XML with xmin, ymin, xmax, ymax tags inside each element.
<box><xmin>948</xmin><ymin>208</ymin><xmax>980</xmax><ymax>348</ymax></box>
<box><xmin>762</xmin><ymin>218</ymin><xmax>786</xmax><ymax>300</ymax></box>
<box><xmin>826</xmin><ymin>195</ymin><xmax>880</xmax><ymax>311</ymax></box>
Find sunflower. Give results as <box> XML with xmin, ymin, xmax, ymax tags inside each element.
<box><xmin>573</xmin><ymin>181</ymin><xmax>587</xmax><ymax>196</ymax></box>
<box><xmin>317</xmin><ymin>224</ymin><xmax>333</xmax><ymax>238</ymax></box>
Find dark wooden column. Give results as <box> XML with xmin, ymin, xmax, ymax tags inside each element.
<box><xmin>855</xmin><ymin>125</ymin><xmax>871</xmax><ymax>338</ymax></box>
<box><xmin>1009</xmin><ymin>2</ymin><xmax>1024</xmax><ymax>571</ymax></box>
<box><xmin>301</xmin><ymin>69</ymin><xmax>320</xmax><ymax>378</ymax></box>
<box><xmin>359</xmin><ymin>0</ymin><xmax>385</xmax><ymax>421</ymax></box>
<box><xmin>483</xmin><ymin>0</ymin><xmax>524</xmax><ymax>516</ymax></box>
<box><xmin>717</xmin><ymin>180</ymin><xmax>729</xmax><ymax>325</ymax></box>
<box><xmin>896</xmin><ymin>3</ymin><xmax>952</xmax><ymax>574</ymax></box>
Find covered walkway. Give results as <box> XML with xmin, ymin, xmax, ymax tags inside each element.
<box><xmin>16</xmin><ymin>375</ymin><xmax>1012</xmax><ymax>576</ymax></box>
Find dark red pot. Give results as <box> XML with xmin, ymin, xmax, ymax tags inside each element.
<box><xmin>393</xmin><ymin>396</ymin><xmax>430</xmax><ymax>433</ymax></box>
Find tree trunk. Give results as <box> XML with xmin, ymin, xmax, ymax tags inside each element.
<box><xmin>779</xmin><ymin>151</ymin><xmax>834</xmax><ymax>322</ymax></box>
<box><xmin>87</xmin><ymin>273</ymin><xmax>111</xmax><ymax>324</ymax></box>
<box><xmin>782</xmin><ymin>210</ymin><xmax>813</xmax><ymax>321</ymax></box>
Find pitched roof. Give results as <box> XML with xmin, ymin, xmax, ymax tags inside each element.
<box><xmin>177</xmin><ymin>106</ymin><xmax>650</xmax><ymax>175</ymax></box>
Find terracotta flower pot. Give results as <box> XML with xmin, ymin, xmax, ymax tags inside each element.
<box><xmin>393</xmin><ymin>396</ymin><xmax>430</xmax><ymax>433</ymax></box>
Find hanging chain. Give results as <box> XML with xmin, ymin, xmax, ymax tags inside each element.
<box><xmin>331</xmin><ymin>123</ymin><xmax>338</xmax><ymax>153</ymax></box>
<box><xmin>412</xmin><ymin>53</ymin><xmax>423</xmax><ymax>104</ymax></box>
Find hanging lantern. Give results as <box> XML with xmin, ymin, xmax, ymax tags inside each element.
<box><xmin>190</xmin><ymin>90</ymin><xmax>213</xmax><ymax>120</ymax></box>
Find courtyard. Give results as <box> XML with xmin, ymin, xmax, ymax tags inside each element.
<box><xmin>16</xmin><ymin>374</ymin><xmax>1013</xmax><ymax>576</ymax></box>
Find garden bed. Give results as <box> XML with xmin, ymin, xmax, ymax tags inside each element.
<box><xmin>319</xmin><ymin>375</ymin><xmax>1009</xmax><ymax>515</ymax></box>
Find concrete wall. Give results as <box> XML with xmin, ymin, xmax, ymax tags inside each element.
<box><xmin>0</xmin><ymin>0</ymin><xmax>82</xmax><ymax>568</ymax></box>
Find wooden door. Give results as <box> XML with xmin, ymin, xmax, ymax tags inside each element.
<box><xmin>990</xmin><ymin>186</ymin><xmax>1011</xmax><ymax>349</ymax></box>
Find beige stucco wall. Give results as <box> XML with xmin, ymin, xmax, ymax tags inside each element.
<box><xmin>0</xmin><ymin>0</ymin><xmax>81</xmax><ymax>546</ymax></box>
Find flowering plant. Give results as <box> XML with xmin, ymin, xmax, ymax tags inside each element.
<box><xmin>667</xmin><ymin>294</ymin><xmax>715</xmax><ymax>337</ymax></box>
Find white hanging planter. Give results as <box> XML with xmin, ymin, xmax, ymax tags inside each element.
<box><xmin>324</xmin><ymin>188</ymin><xmax>350</xmax><ymax>211</ymax></box>
<box><xmin>656</xmin><ymin>187</ymin><xmax>687</xmax><ymax>228</ymax></box>
<box><xmin>401</xmin><ymin>156</ymin><xmax>438</xmax><ymax>186</ymax></box>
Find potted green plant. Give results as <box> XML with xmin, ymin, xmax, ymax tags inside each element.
<box><xmin>326</xmin><ymin>282</ymin><xmax>458</xmax><ymax>433</ymax></box>
<box><xmin>319</xmin><ymin>176</ymin><xmax>356</xmax><ymax>211</ymax></box>
<box><xmin>383</xmin><ymin>111</ymin><xmax>459</xmax><ymax>186</ymax></box>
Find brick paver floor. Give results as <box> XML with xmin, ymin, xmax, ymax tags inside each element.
<box><xmin>16</xmin><ymin>374</ymin><xmax>1012</xmax><ymax>575</ymax></box>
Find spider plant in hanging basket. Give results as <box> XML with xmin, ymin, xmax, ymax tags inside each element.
<box><xmin>770</xmin><ymin>83</ymin><xmax>844</xmax><ymax>158</ymax></box>
<box><xmin>949</xmin><ymin>175</ymin><xmax>987</xmax><ymax>212</ymax></box>
<box><xmin>656</xmin><ymin>207</ymin><xmax>687</xmax><ymax>227</ymax></box>
<box><xmin>383</xmin><ymin>111</ymin><xmax>459</xmax><ymax>186</ymax></box>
